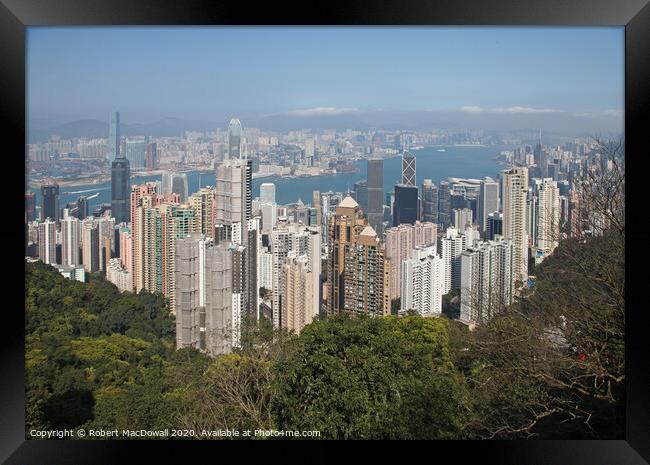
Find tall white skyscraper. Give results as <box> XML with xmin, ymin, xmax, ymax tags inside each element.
<box><xmin>453</xmin><ymin>208</ymin><xmax>473</xmax><ymax>230</ymax></box>
<box><xmin>502</xmin><ymin>166</ymin><xmax>529</xmax><ymax>283</ymax></box>
<box><xmin>82</xmin><ymin>218</ymin><xmax>100</xmax><ymax>273</ymax></box>
<box><xmin>400</xmin><ymin>245</ymin><xmax>446</xmax><ymax>316</ymax></box>
<box><xmin>260</xmin><ymin>183</ymin><xmax>276</xmax><ymax>204</ymax></box>
<box><xmin>535</xmin><ymin>178</ymin><xmax>561</xmax><ymax>256</ymax></box>
<box><xmin>61</xmin><ymin>216</ymin><xmax>81</xmax><ymax>266</ymax></box>
<box><xmin>38</xmin><ymin>219</ymin><xmax>57</xmax><ymax>265</ymax></box>
<box><xmin>260</xmin><ymin>202</ymin><xmax>277</xmax><ymax>235</ymax></box>
<box><xmin>460</xmin><ymin>238</ymin><xmax>515</xmax><ymax>325</ymax></box>
<box><xmin>259</xmin><ymin>249</ymin><xmax>274</xmax><ymax>290</ymax></box>
<box><xmin>440</xmin><ymin>226</ymin><xmax>468</xmax><ymax>293</ymax></box>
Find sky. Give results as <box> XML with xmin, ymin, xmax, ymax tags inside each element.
<box><xmin>27</xmin><ymin>27</ymin><xmax>624</xmax><ymax>130</ymax></box>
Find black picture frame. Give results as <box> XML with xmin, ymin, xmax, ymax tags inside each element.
<box><xmin>3</xmin><ymin>0</ymin><xmax>649</xmax><ymax>462</ymax></box>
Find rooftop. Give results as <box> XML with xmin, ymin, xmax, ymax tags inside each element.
<box><xmin>338</xmin><ymin>195</ymin><xmax>359</xmax><ymax>209</ymax></box>
<box><xmin>360</xmin><ymin>225</ymin><xmax>377</xmax><ymax>237</ymax></box>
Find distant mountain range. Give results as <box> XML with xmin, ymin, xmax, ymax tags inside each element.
<box><xmin>27</xmin><ymin>117</ymin><xmax>221</xmax><ymax>143</ymax></box>
<box><xmin>27</xmin><ymin>110</ymin><xmax>623</xmax><ymax>143</ymax></box>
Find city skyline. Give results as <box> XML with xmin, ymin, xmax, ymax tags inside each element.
<box><xmin>20</xmin><ymin>17</ymin><xmax>630</xmax><ymax>442</ymax></box>
<box><xmin>27</xmin><ymin>27</ymin><xmax>623</xmax><ymax>134</ymax></box>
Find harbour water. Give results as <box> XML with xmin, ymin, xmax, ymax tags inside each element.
<box><xmin>27</xmin><ymin>145</ymin><xmax>508</xmax><ymax>213</ymax></box>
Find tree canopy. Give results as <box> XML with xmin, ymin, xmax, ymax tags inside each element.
<box><xmin>271</xmin><ymin>315</ymin><xmax>468</xmax><ymax>439</ymax></box>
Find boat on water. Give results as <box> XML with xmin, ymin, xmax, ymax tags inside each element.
<box><xmin>437</xmin><ymin>149</ymin><xmax>446</xmax><ymax>152</ymax></box>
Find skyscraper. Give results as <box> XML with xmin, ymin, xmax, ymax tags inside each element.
<box><xmin>440</xmin><ymin>227</ymin><xmax>467</xmax><ymax>293</ymax></box>
<box><xmin>171</xmin><ymin>173</ymin><xmax>189</xmax><ymax>203</ymax></box>
<box><xmin>61</xmin><ymin>216</ymin><xmax>81</xmax><ymax>266</ymax></box>
<box><xmin>401</xmin><ymin>150</ymin><xmax>416</xmax><ymax>186</ymax></box>
<box><xmin>352</xmin><ymin>180</ymin><xmax>368</xmax><ymax>213</ymax></box>
<box><xmin>438</xmin><ymin>181</ymin><xmax>452</xmax><ymax>229</ymax></box>
<box><xmin>130</xmin><ymin>183</ymin><xmax>158</xmax><ymax>291</ymax></box>
<box><xmin>312</xmin><ymin>190</ymin><xmax>322</xmax><ymax>228</ymax></box>
<box><xmin>230</xmin><ymin>243</ymin><xmax>247</xmax><ymax>346</ymax></box>
<box><xmin>281</xmin><ymin>254</ymin><xmax>315</xmax><ymax>333</ymax></box>
<box><xmin>400</xmin><ymin>245</ymin><xmax>446</xmax><ymax>316</ymax></box>
<box><xmin>227</xmin><ymin>118</ymin><xmax>242</xmax><ymax>160</ymax></box>
<box><xmin>215</xmin><ymin>159</ymin><xmax>252</xmax><ymax>243</ymax></box>
<box><xmin>129</xmin><ymin>184</ymin><xmax>200</xmax><ymax>307</ymax></box>
<box><xmin>343</xmin><ymin>225</ymin><xmax>390</xmax><ymax>317</ymax></box>
<box><xmin>393</xmin><ymin>184</ymin><xmax>419</xmax><ymax>226</ymax></box>
<box><xmin>486</xmin><ymin>212</ymin><xmax>503</xmax><ymax>240</ymax></box>
<box><xmin>385</xmin><ymin>221</ymin><xmax>437</xmax><ymax>301</ymax></box>
<box><xmin>160</xmin><ymin>203</ymin><xmax>198</xmax><ymax>313</ymax></box>
<box><xmin>271</xmin><ymin>222</ymin><xmax>320</xmax><ymax>328</ymax></box>
<box><xmin>40</xmin><ymin>184</ymin><xmax>59</xmax><ymax>221</ymax></box>
<box><xmin>260</xmin><ymin>183</ymin><xmax>276</xmax><ymax>204</ymax></box>
<box><xmin>326</xmin><ymin>196</ymin><xmax>369</xmax><ymax>315</ymax></box>
<box><xmin>259</xmin><ymin>248</ymin><xmax>273</xmax><ymax>291</ymax></box>
<box><xmin>421</xmin><ymin>179</ymin><xmax>438</xmax><ymax>224</ymax></box>
<box><xmin>502</xmin><ymin>166</ymin><xmax>529</xmax><ymax>282</ymax></box>
<box><xmin>38</xmin><ymin>219</ymin><xmax>57</xmax><ymax>265</ymax></box>
<box><xmin>271</xmin><ymin>222</ymin><xmax>292</xmax><ymax>326</ymax></box>
<box><xmin>534</xmin><ymin>178</ymin><xmax>561</xmax><ymax>257</ymax></box>
<box><xmin>119</xmin><ymin>226</ymin><xmax>132</xmax><ymax>271</ymax></box>
<box><xmin>245</xmin><ymin>218</ymin><xmax>261</xmax><ymax>319</ymax></box>
<box><xmin>111</xmin><ymin>156</ymin><xmax>130</xmax><ymax>223</ymax></box>
<box><xmin>304</xmin><ymin>137</ymin><xmax>315</xmax><ymax>167</ymax></box>
<box><xmin>526</xmin><ymin>188</ymin><xmax>538</xmax><ymax>247</ymax></box>
<box><xmin>66</xmin><ymin>196</ymin><xmax>89</xmax><ymax>220</ymax></box>
<box><xmin>453</xmin><ymin>208</ymin><xmax>473</xmax><ymax>230</ymax></box>
<box><xmin>82</xmin><ymin>218</ymin><xmax>100</xmax><ymax>273</ymax></box>
<box><xmin>215</xmin><ymin>157</ymin><xmax>256</xmax><ymax>318</ymax></box>
<box><xmin>125</xmin><ymin>138</ymin><xmax>147</xmax><ymax>169</ymax></box>
<box><xmin>25</xmin><ymin>192</ymin><xmax>36</xmax><ymax>222</ymax></box>
<box><xmin>478</xmin><ymin>177</ymin><xmax>499</xmax><ymax>234</ymax></box>
<box><xmin>145</xmin><ymin>142</ymin><xmax>158</xmax><ymax>170</ymax></box>
<box><xmin>259</xmin><ymin>201</ymin><xmax>277</xmax><ymax>235</ymax></box>
<box><xmin>162</xmin><ymin>171</ymin><xmax>189</xmax><ymax>202</ymax></box>
<box><xmin>108</xmin><ymin>112</ymin><xmax>120</xmax><ymax>162</ymax></box>
<box><xmin>175</xmin><ymin>233</ymin><xmax>237</xmax><ymax>356</ymax></box>
<box><xmin>460</xmin><ymin>238</ymin><xmax>515</xmax><ymax>325</ymax></box>
<box><xmin>367</xmin><ymin>158</ymin><xmax>384</xmax><ymax>235</ymax></box>
<box><xmin>533</xmin><ymin>132</ymin><xmax>543</xmax><ymax>167</ymax></box>
<box><xmin>188</xmin><ymin>187</ymin><xmax>216</xmax><ymax>238</ymax></box>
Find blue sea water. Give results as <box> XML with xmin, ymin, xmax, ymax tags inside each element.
<box><xmin>28</xmin><ymin>145</ymin><xmax>508</xmax><ymax>213</ymax></box>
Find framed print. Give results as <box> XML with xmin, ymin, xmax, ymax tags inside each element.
<box><xmin>2</xmin><ymin>0</ymin><xmax>649</xmax><ymax>462</ymax></box>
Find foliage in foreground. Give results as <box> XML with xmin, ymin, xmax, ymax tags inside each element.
<box><xmin>271</xmin><ymin>315</ymin><xmax>468</xmax><ymax>439</ymax></box>
<box><xmin>456</xmin><ymin>229</ymin><xmax>624</xmax><ymax>438</ymax></box>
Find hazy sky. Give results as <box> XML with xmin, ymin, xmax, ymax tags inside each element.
<box><xmin>27</xmin><ymin>27</ymin><xmax>624</xmax><ymax>125</ymax></box>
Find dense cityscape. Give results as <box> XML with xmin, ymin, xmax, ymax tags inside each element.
<box><xmin>25</xmin><ymin>112</ymin><xmax>611</xmax><ymax>355</ymax></box>
<box><xmin>23</xmin><ymin>27</ymin><xmax>625</xmax><ymax>440</ymax></box>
